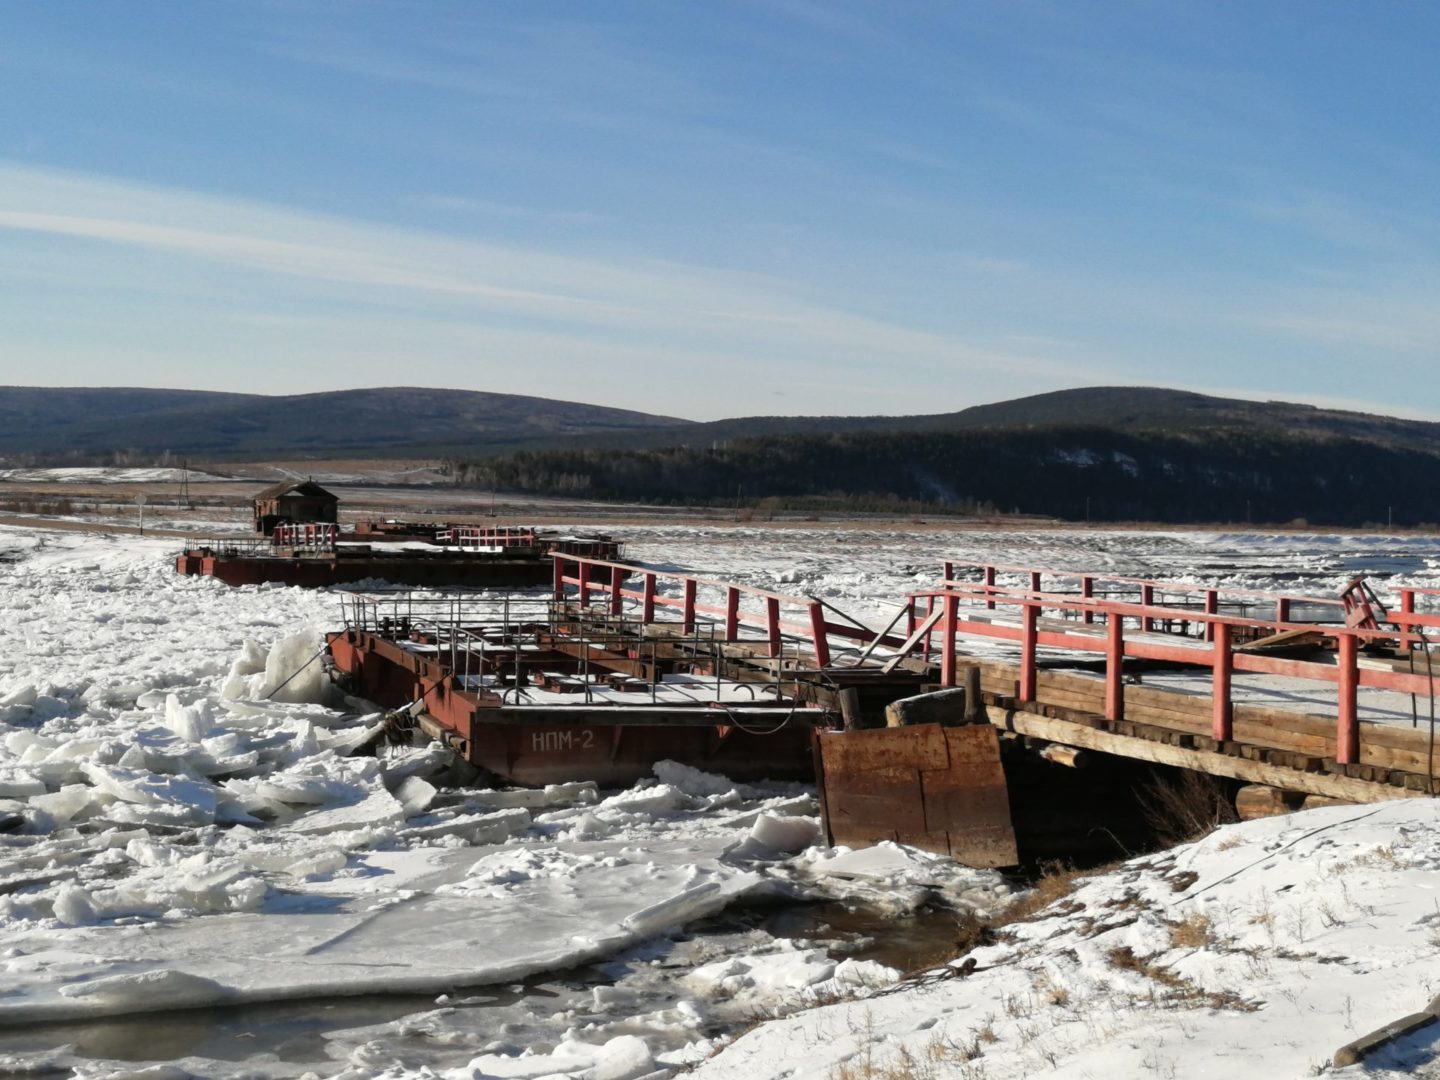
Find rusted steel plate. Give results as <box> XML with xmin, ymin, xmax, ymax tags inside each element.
<box><xmin>819</xmin><ymin>724</ymin><xmax>1017</xmax><ymax>868</ymax></box>
<box><xmin>821</xmin><ymin>764</ymin><xmax>930</xmax><ymax>840</ymax></box>
<box><xmin>817</xmin><ymin>724</ymin><xmax>949</xmax><ymax>772</ymax></box>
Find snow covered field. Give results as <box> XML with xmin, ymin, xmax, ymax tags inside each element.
<box><xmin>0</xmin><ymin>520</ymin><xmax>1438</xmax><ymax>1078</ymax></box>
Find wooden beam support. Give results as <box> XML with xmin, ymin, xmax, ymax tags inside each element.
<box><xmin>984</xmin><ymin>704</ymin><xmax>1419</xmax><ymax>803</ymax></box>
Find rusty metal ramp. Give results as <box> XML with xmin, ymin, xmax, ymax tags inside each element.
<box><xmin>816</xmin><ymin>723</ymin><xmax>1018</xmax><ymax>868</ymax></box>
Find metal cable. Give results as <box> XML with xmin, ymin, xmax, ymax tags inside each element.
<box><xmin>262</xmin><ymin>642</ymin><xmax>332</xmax><ymax>700</ymax></box>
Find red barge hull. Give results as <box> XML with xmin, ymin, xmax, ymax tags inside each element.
<box><xmin>178</xmin><ymin>553</ymin><xmax>556</xmax><ymax>589</ymax></box>
<box><xmin>326</xmin><ymin>628</ymin><xmax>815</xmax><ymax>788</ymax></box>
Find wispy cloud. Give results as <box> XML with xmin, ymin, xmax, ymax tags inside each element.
<box><xmin>0</xmin><ymin>161</ymin><xmax>1089</xmax><ymax>416</ymax></box>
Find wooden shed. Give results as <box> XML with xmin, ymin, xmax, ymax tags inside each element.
<box><xmin>253</xmin><ymin>479</ymin><xmax>339</xmax><ymax>534</ymax></box>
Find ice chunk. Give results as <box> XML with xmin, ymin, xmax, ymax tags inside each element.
<box><xmin>52</xmin><ymin>884</ymin><xmax>98</xmax><ymax>926</ymax></box>
<box><xmin>380</xmin><ymin>743</ymin><xmax>452</xmax><ymax>787</ymax></box>
<box><xmin>598</xmin><ymin>784</ymin><xmax>692</xmax><ymax>817</ymax></box>
<box><xmin>30</xmin><ymin>695</ymin><xmax>69</xmax><ymax>720</ymax></box>
<box><xmin>592</xmin><ymin>1035</ymin><xmax>656</xmax><ymax>1080</ymax></box>
<box><xmin>748</xmin><ymin>812</ymin><xmax>820</xmax><ymax>853</ymax></box>
<box><xmin>0</xmin><ymin>684</ymin><xmax>37</xmax><ymax>709</ymax></box>
<box><xmin>243</xmin><ymin>852</ymin><xmax>349</xmax><ymax>881</ymax></box>
<box><xmin>396</xmin><ymin>776</ymin><xmax>437</xmax><ymax>817</ymax></box>
<box><xmin>256</xmin><ymin>630</ymin><xmax>329</xmax><ymax>704</ymax></box>
<box><xmin>30</xmin><ymin>784</ymin><xmax>107</xmax><ymax>825</ymax></box>
<box><xmin>316</xmin><ymin>720</ymin><xmax>384</xmax><ymax>756</ymax></box>
<box><xmin>6</xmin><ymin>731</ymin><xmax>55</xmax><ymax>757</ymax></box>
<box><xmin>57</xmin><ymin>968</ymin><xmax>230</xmax><ymax>1010</ymax></box>
<box><xmin>472</xmin><ymin>783</ymin><xmax>598</xmax><ymax>810</ymax></box>
<box><xmin>251</xmin><ymin>764</ymin><xmax>358</xmax><ymax>806</ymax></box>
<box><xmin>0</xmin><ymin>772</ymin><xmax>46</xmax><ymax>799</ymax></box>
<box><xmin>172</xmin><ymin>863</ymin><xmax>268</xmax><ymax>913</ymax></box>
<box><xmin>623</xmin><ymin>880</ymin><xmax>733</xmax><ymax>937</ymax></box>
<box><xmin>544</xmin><ymin>780</ymin><xmax>599</xmax><ymax>805</ymax></box>
<box><xmin>288</xmin><ymin>786</ymin><xmax>405</xmax><ymax>835</ymax></box>
<box><xmin>163</xmin><ymin>694</ymin><xmax>218</xmax><ymax>743</ymax></box>
<box><xmin>81</xmin><ymin>764</ymin><xmax>218</xmax><ymax>825</ymax></box>
<box><xmin>653</xmin><ymin>760</ymin><xmax>738</xmax><ymax>798</ymax></box>
<box><xmin>402</xmin><ymin>807</ymin><xmax>530</xmax><ymax>845</ymax></box>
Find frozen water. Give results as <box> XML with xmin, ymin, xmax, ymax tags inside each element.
<box><xmin>0</xmin><ymin>520</ymin><xmax>1438</xmax><ymax>1079</ymax></box>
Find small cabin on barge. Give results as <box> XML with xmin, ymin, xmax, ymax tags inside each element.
<box><xmin>253</xmin><ymin>480</ymin><xmax>339</xmax><ymax>534</ymax></box>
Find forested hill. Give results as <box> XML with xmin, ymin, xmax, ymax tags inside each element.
<box><xmin>448</xmin><ymin>412</ymin><xmax>1440</xmax><ymax>527</ymax></box>
<box><xmin>0</xmin><ymin>386</ymin><xmax>689</xmax><ymax>458</ymax></box>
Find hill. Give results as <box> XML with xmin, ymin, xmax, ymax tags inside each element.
<box><xmin>447</xmin><ymin>388</ymin><xmax>1440</xmax><ymax>527</ymax></box>
<box><xmin>0</xmin><ymin>386</ymin><xmax>692</xmax><ymax>459</ymax></box>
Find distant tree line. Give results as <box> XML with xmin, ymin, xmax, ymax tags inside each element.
<box><xmin>445</xmin><ymin>425</ymin><xmax>1440</xmax><ymax>527</ymax></box>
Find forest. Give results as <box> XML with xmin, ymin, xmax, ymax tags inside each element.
<box><xmin>445</xmin><ymin>425</ymin><xmax>1440</xmax><ymax>526</ymax></box>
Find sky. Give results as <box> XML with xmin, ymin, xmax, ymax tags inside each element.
<box><xmin>1</xmin><ymin>2</ymin><xmax>1439</xmax><ymax>422</ymax></box>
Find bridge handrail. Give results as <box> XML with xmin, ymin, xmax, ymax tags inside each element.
<box><xmin>550</xmin><ymin>554</ymin><xmax>835</xmax><ymax>666</ymax></box>
<box><xmin>907</xmin><ymin>577</ymin><xmax>1440</xmax><ymax>768</ymax></box>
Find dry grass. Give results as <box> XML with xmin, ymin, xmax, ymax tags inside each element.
<box><xmin>993</xmin><ymin>859</ymin><xmax>1119</xmax><ymax>928</ymax></box>
<box><xmin>1106</xmin><ymin>944</ymin><xmax>1259</xmax><ymax>1012</ymax></box>
<box><xmin>1166</xmin><ymin>912</ymin><xmax>1215</xmax><ymax>949</ymax></box>
<box><xmin>1136</xmin><ymin>770</ymin><xmax>1239</xmax><ymax>848</ymax></box>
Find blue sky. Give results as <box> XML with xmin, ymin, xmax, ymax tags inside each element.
<box><xmin>2</xmin><ymin>2</ymin><xmax>1438</xmax><ymax>421</ymax></box>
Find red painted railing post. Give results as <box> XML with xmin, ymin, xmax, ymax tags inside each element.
<box><xmin>682</xmin><ymin>579</ymin><xmax>697</xmax><ymax>633</ymax></box>
<box><xmin>943</xmin><ymin>560</ymin><xmax>954</xmax><ymax>584</ymax></box>
<box><xmin>1029</xmin><ymin>570</ymin><xmax>1042</xmax><ymax>595</ymax></box>
<box><xmin>766</xmin><ymin>597</ymin><xmax>781</xmax><ymax>658</ymax></box>
<box><xmin>1401</xmin><ymin>589</ymin><xmax>1416</xmax><ymax>650</ymax></box>
<box><xmin>578</xmin><ymin>560</ymin><xmax>591</xmax><ymax>606</ymax></box>
<box><xmin>1203</xmin><ymin>589</ymin><xmax>1218</xmax><ymax>643</ymax></box>
<box><xmin>1019</xmin><ymin>600</ymin><xmax>1038</xmax><ymax>702</ymax></box>
<box><xmin>1141</xmin><ymin>583</ymin><xmax>1154</xmax><ymax>633</ymax></box>
<box><xmin>1082</xmin><ymin>576</ymin><xmax>1094</xmax><ymax>624</ymax></box>
<box><xmin>1105</xmin><ymin>614</ymin><xmax>1124</xmax><ymax>722</ymax></box>
<box><xmin>642</xmin><ymin>573</ymin><xmax>656</xmax><ymax>623</ymax></box>
<box><xmin>1337</xmin><ymin>633</ymin><xmax>1358</xmax><ymax>764</ymax></box>
<box><xmin>1212</xmin><ymin>621</ymin><xmax>1232</xmax><ymax>742</ymax></box>
<box><xmin>609</xmin><ymin>566</ymin><xmax>624</xmax><ymax>617</ymax></box>
<box><xmin>808</xmin><ymin>602</ymin><xmax>831</xmax><ymax>668</ymax></box>
<box><xmin>985</xmin><ymin>565</ymin><xmax>996</xmax><ymax>610</ymax></box>
<box><xmin>1276</xmin><ymin>597</ymin><xmax>1291</xmax><ymax>628</ymax></box>
<box><xmin>725</xmin><ymin>586</ymin><xmax>740</xmax><ymax>640</ymax></box>
<box><xmin>924</xmin><ymin>594</ymin><xmax>936</xmax><ymax>656</ymax></box>
<box><xmin>552</xmin><ymin>555</ymin><xmax>564</xmax><ymax>598</ymax></box>
<box><xmin>942</xmin><ymin>592</ymin><xmax>958</xmax><ymax>687</ymax></box>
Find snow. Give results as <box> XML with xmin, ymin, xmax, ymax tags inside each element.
<box><xmin>0</xmin><ymin>519</ymin><xmax>1437</xmax><ymax>1078</ymax></box>
<box><xmin>0</xmin><ymin>467</ymin><xmax>230</xmax><ymax>484</ymax></box>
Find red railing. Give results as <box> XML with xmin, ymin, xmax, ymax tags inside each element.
<box><xmin>551</xmin><ymin>555</ymin><xmax>919</xmax><ymax>667</ymax></box>
<box><xmin>438</xmin><ymin>526</ymin><xmax>539</xmax><ymax>549</ymax></box>
<box><xmin>272</xmin><ymin>523</ymin><xmax>338</xmax><ymax>550</ymax></box>
<box><xmin>911</xmin><ymin>569</ymin><xmax>1440</xmax><ymax>765</ymax></box>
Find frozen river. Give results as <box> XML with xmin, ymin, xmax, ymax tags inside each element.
<box><xmin>0</xmin><ymin>520</ymin><xmax>1438</xmax><ymax>1078</ymax></box>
